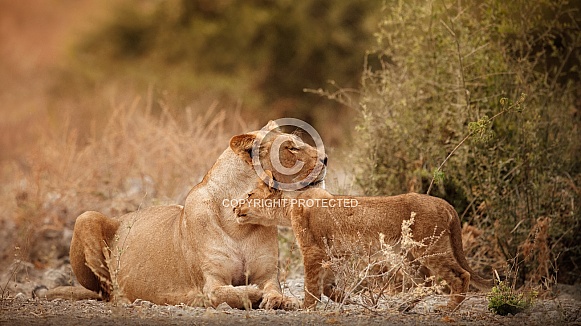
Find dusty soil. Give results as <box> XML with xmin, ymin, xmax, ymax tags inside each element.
<box><xmin>1</xmin><ymin>263</ymin><xmax>580</xmax><ymax>326</ymax></box>
<box><xmin>2</xmin><ymin>290</ymin><xmax>580</xmax><ymax>326</ymax></box>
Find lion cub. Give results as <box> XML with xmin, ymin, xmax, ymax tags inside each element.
<box><xmin>235</xmin><ymin>176</ymin><xmax>492</xmax><ymax>310</ymax></box>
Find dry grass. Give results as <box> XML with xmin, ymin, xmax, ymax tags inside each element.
<box><xmin>518</xmin><ymin>217</ymin><xmax>555</xmax><ymax>288</ymax></box>
<box><xmin>0</xmin><ymin>96</ymin><xmax>251</xmax><ymax>269</ymax></box>
<box><xmin>317</xmin><ymin>213</ymin><xmax>447</xmax><ymax>311</ymax></box>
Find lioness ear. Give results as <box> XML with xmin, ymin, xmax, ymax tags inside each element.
<box><xmin>264</xmin><ymin>120</ymin><xmax>280</xmax><ymax>131</ymax></box>
<box><xmin>230</xmin><ymin>134</ymin><xmax>256</xmax><ymax>165</ymax></box>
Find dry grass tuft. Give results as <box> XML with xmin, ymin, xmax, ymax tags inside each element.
<box><xmin>0</xmin><ymin>97</ymin><xmax>250</xmax><ymax>269</ymax></box>
<box><xmin>518</xmin><ymin>217</ymin><xmax>554</xmax><ymax>288</ymax></box>
<box><xmin>320</xmin><ymin>213</ymin><xmax>446</xmax><ymax>311</ymax></box>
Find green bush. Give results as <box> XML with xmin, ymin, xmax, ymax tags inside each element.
<box><xmin>352</xmin><ymin>0</ymin><xmax>580</xmax><ymax>284</ymax></box>
<box><xmin>488</xmin><ymin>281</ymin><xmax>536</xmax><ymax>315</ymax></box>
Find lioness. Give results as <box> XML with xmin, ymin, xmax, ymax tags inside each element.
<box><xmin>234</xmin><ymin>176</ymin><xmax>493</xmax><ymax>310</ymax></box>
<box><xmin>60</xmin><ymin>121</ymin><xmax>326</xmax><ymax>309</ymax></box>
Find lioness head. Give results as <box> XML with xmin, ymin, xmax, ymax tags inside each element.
<box><xmin>230</xmin><ymin>121</ymin><xmax>327</xmax><ymax>189</ymax></box>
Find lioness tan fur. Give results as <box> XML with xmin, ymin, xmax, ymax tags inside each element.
<box><xmin>55</xmin><ymin>122</ymin><xmax>327</xmax><ymax>309</ymax></box>
<box><xmin>235</xmin><ymin>178</ymin><xmax>493</xmax><ymax>310</ymax></box>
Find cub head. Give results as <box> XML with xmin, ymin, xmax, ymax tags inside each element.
<box><xmin>229</xmin><ymin>120</ymin><xmax>327</xmax><ymax>190</ymax></box>
<box><xmin>234</xmin><ymin>171</ymin><xmax>287</xmax><ymax>227</ymax></box>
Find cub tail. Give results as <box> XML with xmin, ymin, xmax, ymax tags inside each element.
<box><xmin>446</xmin><ymin>205</ymin><xmax>494</xmax><ymax>291</ymax></box>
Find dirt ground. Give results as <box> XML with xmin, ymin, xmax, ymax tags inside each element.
<box><xmin>1</xmin><ymin>289</ymin><xmax>580</xmax><ymax>326</ymax></box>
<box><xmin>1</xmin><ymin>263</ymin><xmax>580</xmax><ymax>326</ymax></box>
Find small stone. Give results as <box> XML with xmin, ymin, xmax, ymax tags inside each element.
<box><xmin>14</xmin><ymin>293</ymin><xmax>27</xmax><ymax>301</ymax></box>
<box><xmin>202</xmin><ymin>307</ymin><xmax>218</xmax><ymax>318</ymax></box>
<box><xmin>132</xmin><ymin>299</ymin><xmax>154</xmax><ymax>308</ymax></box>
<box><xmin>32</xmin><ymin>285</ymin><xmax>48</xmax><ymax>299</ymax></box>
<box><xmin>215</xmin><ymin>302</ymin><xmax>232</xmax><ymax>311</ymax></box>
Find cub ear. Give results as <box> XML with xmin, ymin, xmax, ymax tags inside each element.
<box><xmin>230</xmin><ymin>134</ymin><xmax>256</xmax><ymax>165</ymax></box>
<box><xmin>265</xmin><ymin>170</ymin><xmax>276</xmax><ymax>189</ymax></box>
<box><xmin>259</xmin><ymin>170</ymin><xmax>279</xmax><ymax>190</ymax></box>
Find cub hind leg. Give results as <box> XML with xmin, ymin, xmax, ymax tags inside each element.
<box><xmin>321</xmin><ymin>264</ymin><xmax>348</xmax><ymax>304</ymax></box>
<box><xmin>421</xmin><ymin>253</ymin><xmax>470</xmax><ymax>310</ymax></box>
<box><xmin>69</xmin><ymin>211</ymin><xmax>120</xmax><ymax>300</ymax></box>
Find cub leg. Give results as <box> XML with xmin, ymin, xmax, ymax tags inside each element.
<box><xmin>69</xmin><ymin>211</ymin><xmax>120</xmax><ymax>300</ymax></box>
<box><xmin>302</xmin><ymin>246</ymin><xmax>327</xmax><ymax>309</ymax></box>
<box><xmin>321</xmin><ymin>268</ymin><xmax>347</xmax><ymax>304</ymax></box>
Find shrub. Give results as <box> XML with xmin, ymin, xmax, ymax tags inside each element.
<box><xmin>488</xmin><ymin>281</ymin><xmax>537</xmax><ymax>315</ymax></box>
<box><xmin>350</xmin><ymin>0</ymin><xmax>580</xmax><ymax>285</ymax></box>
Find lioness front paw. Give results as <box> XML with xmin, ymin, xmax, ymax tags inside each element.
<box><xmin>259</xmin><ymin>292</ymin><xmax>300</xmax><ymax>310</ymax></box>
<box><xmin>281</xmin><ymin>296</ymin><xmax>301</xmax><ymax>310</ymax></box>
<box><xmin>259</xmin><ymin>292</ymin><xmax>282</xmax><ymax>310</ymax></box>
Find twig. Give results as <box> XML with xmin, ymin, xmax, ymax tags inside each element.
<box><xmin>427</xmin><ymin>132</ymin><xmax>473</xmax><ymax>195</ymax></box>
<box><xmin>440</xmin><ymin>19</ymin><xmax>471</xmax><ymax>110</ymax></box>
<box><xmin>1</xmin><ymin>249</ymin><xmax>23</xmax><ymax>299</ymax></box>
<box><xmin>426</xmin><ymin>94</ymin><xmax>526</xmax><ymax>195</ymax></box>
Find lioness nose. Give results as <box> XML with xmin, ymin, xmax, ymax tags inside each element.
<box><xmin>321</xmin><ymin>156</ymin><xmax>328</xmax><ymax>166</ymax></box>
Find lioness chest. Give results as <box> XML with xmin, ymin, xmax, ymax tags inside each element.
<box><xmin>205</xmin><ymin>225</ymin><xmax>278</xmax><ymax>286</ymax></box>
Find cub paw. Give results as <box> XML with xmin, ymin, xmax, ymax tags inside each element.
<box><xmin>233</xmin><ymin>208</ymin><xmax>250</xmax><ymax>224</ymax></box>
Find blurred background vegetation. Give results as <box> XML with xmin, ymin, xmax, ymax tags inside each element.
<box><xmin>53</xmin><ymin>0</ymin><xmax>382</xmax><ymax>146</ymax></box>
<box><xmin>0</xmin><ymin>0</ymin><xmax>579</xmax><ymax>289</ymax></box>
<box><xmin>353</xmin><ymin>0</ymin><xmax>580</xmax><ymax>285</ymax></box>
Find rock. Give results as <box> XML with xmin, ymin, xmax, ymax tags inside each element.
<box><xmin>14</xmin><ymin>292</ymin><xmax>27</xmax><ymax>301</ymax></box>
<box><xmin>43</xmin><ymin>267</ymin><xmax>71</xmax><ymax>288</ymax></box>
<box><xmin>215</xmin><ymin>302</ymin><xmax>232</xmax><ymax>311</ymax></box>
<box><xmin>32</xmin><ymin>285</ymin><xmax>48</xmax><ymax>299</ymax></box>
<box><xmin>132</xmin><ymin>299</ymin><xmax>154</xmax><ymax>308</ymax></box>
<box><xmin>202</xmin><ymin>307</ymin><xmax>219</xmax><ymax>318</ymax></box>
